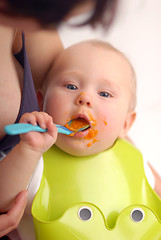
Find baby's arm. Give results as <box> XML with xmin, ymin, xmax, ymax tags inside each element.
<box><xmin>0</xmin><ymin>111</ymin><xmax>57</xmax><ymax>212</ymax></box>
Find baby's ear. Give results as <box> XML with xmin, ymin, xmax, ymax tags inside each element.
<box><xmin>37</xmin><ymin>89</ymin><xmax>44</xmax><ymax>111</ymax></box>
<box><xmin>119</xmin><ymin>111</ymin><xmax>136</xmax><ymax>138</ymax></box>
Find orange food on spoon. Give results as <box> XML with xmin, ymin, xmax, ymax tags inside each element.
<box><xmin>65</xmin><ymin>118</ymin><xmax>89</xmax><ymax>132</ymax></box>
<box><xmin>65</xmin><ymin>115</ymin><xmax>99</xmax><ymax>147</ymax></box>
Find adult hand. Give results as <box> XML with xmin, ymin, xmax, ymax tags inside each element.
<box><xmin>0</xmin><ymin>190</ymin><xmax>28</xmax><ymax>237</ymax></box>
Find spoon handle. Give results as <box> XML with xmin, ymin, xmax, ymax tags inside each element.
<box><xmin>4</xmin><ymin>123</ymin><xmax>72</xmax><ymax>136</ymax></box>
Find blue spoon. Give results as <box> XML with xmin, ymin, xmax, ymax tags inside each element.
<box><xmin>4</xmin><ymin>123</ymin><xmax>89</xmax><ymax>136</ymax></box>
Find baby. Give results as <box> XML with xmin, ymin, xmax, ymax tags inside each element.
<box><xmin>37</xmin><ymin>39</ymin><xmax>136</xmax><ymax>156</ymax></box>
<box><xmin>2</xmin><ymin>40</ymin><xmax>161</xmax><ymax>240</ymax></box>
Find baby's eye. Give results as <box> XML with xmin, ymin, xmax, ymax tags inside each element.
<box><xmin>65</xmin><ymin>84</ymin><xmax>78</xmax><ymax>90</ymax></box>
<box><xmin>98</xmin><ymin>91</ymin><xmax>111</xmax><ymax>98</ymax></box>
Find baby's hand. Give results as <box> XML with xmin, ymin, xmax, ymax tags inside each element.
<box><xmin>19</xmin><ymin>111</ymin><xmax>57</xmax><ymax>155</ymax></box>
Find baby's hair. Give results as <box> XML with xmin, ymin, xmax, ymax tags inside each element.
<box><xmin>81</xmin><ymin>39</ymin><xmax>137</xmax><ymax>111</ymax></box>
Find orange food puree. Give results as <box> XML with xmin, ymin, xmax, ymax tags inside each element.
<box><xmin>88</xmin><ymin>112</ymin><xmax>97</xmax><ymax>127</ymax></box>
<box><xmin>87</xmin><ymin>138</ymin><xmax>98</xmax><ymax>147</ymax></box>
<box><xmin>65</xmin><ymin>115</ymin><xmax>98</xmax><ymax>146</ymax></box>
<box><xmin>84</xmin><ymin>128</ymin><xmax>98</xmax><ymax>147</ymax></box>
<box><xmin>84</xmin><ymin>129</ymin><xmax>98</xmax><ymax>140</ymax></box>
<box><xmin>65</xmin><ymin>118</ymin><xmax>89</xmax><ymax>132</ymax></box>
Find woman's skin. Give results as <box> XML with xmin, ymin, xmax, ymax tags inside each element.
<box><xmin>0</xmin><ymin>190</ymin><xmax>28</xmax><ymax>237</ymax></box>
<box><xmin>0</xmin><ymin>25</ymin><xmax>63</xmax><ymax>239</ymax></box>
<box><xmin>0</xmin><ymin>28</ymin><xmax>63</xmax><ymax>237</ymax></box>
<box><xmin>0</xmin><ymin>27</ymin><xmax>63</xmax><ymax>140</ymax></box>
<box><xmin>13</xmin><ymin>29</ymin><xmax>64</xmax><ymax>89</ymax></box>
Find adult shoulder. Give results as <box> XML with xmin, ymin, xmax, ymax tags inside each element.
<box><xmin>24</xmin><ymin>29</ymin><xmax>64</xmax><ymax>90</ymax></box>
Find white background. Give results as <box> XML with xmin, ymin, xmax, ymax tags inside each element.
<box><xmin>58</xmin><ymin>0</ymin><xmax>161</xmax><ymax>175</ymax></box>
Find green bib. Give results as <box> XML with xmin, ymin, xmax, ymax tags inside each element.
<box><xmin>32</xmin><ymin>139</ymin><xmax>161</xmax><ymax>240</ymax></box>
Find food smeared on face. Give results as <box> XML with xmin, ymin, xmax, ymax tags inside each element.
<box><xmin>84</xmin><ymin>129</ymin><xmax>98</xmax><ymax>147</ymax></box>
<box><xmin>88</xmin><ymin>111</ymin><xmax>97</xmax><ymax>127</ymax></box>
<box><xmin>103</xmin><ymin>118</ymin><xmax>107</xmax><ymax>126</ymax></box>
<box><xmin>84</xmin><ymin>129</ymin><xmax>98</xmax><ymax>140</ymax></box>
<box><xmin>87</xmin><ymin>138</ymin><xmax>98</xmax><ymax>147</ymax></box>
<box><xmin>82</xmin><ymin>112</ymin><xmax>98</xmax><ymax>147</ymax></box>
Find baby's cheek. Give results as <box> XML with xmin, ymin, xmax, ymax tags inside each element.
<box><xmin>98</xmin><ymin>116</ymin><xmax>108</xmax><ymax>131</ymax></box>
<box><xmin>102</xmin><ymin>116</ymin><xmax>108</xmax><ymax>127</ymax></box>
<box><xmin>99</xmin><ymin>116</ymin><xmax>119</xmax><ymax>141</ymax></box>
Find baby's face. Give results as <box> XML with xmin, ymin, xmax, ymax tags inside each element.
<box><xmin>43</xmin><ymin>43</ymin><xmax>134</xmax><ymax>156</ymax></box>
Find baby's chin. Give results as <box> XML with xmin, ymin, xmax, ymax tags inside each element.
<box><xmin>55</xmin><ymin>141</ymin><xmax>108</xmax><ymax>157</ymax></box>
<box><xmin>55</xmin><ymin>135</ymin><xmax>117</xmax><ymax>156</ymax></box>
<box><xmin>58</xmin><ymin>148</ymin><xmax>97</xmax><ymax>157</ymax></box>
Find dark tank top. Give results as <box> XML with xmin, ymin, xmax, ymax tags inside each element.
<box><xmin>0</xmin><ymin>33</ymin><xmax>39</xmax><ymax>153</ymax></box>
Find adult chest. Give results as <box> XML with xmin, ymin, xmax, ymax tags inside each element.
<box><xmin>0</xmin><ymin>55</ymin><xmax>23</xmax><ymax>140</ymax></box>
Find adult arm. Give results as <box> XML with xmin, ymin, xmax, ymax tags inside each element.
<box><xmin>0</xmin><ymin>190</ymin><xmax>28</xmax><ymax>237</ymax></box>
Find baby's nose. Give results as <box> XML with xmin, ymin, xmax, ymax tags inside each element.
<box><xmin>76</xmin><ymin>93</ymin><xmax>92</xmax><ymax>107</ymax></box>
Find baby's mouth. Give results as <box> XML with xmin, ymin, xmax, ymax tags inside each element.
<box><xmin>65</xmin><ymin>117</ymin><xmax>90</xmax><ymax>133</ymax></box>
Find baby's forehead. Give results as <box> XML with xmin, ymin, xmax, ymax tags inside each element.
<box><xmin>64</xmin><ymin>42</ymin><xmax>115</xmax><ymax>55</ymax></box>
<box><xmin>58</xmin><ymin>42</ymin><xmax>129</xmax><ymax>65</ymax></box>
<box><xmin>54</xmin><ymin>42</ymin><xmax>121</xmax><ymax>69</ymax></box>
<box><xmin>49</xmin><ymin>42</ymin><xmax>133</xmax><ymax>85</ymax></box>
<box><xmin>51</xmin><ymin>41</ymin><xmax>133</xmax><ymax>77</ymax></box>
